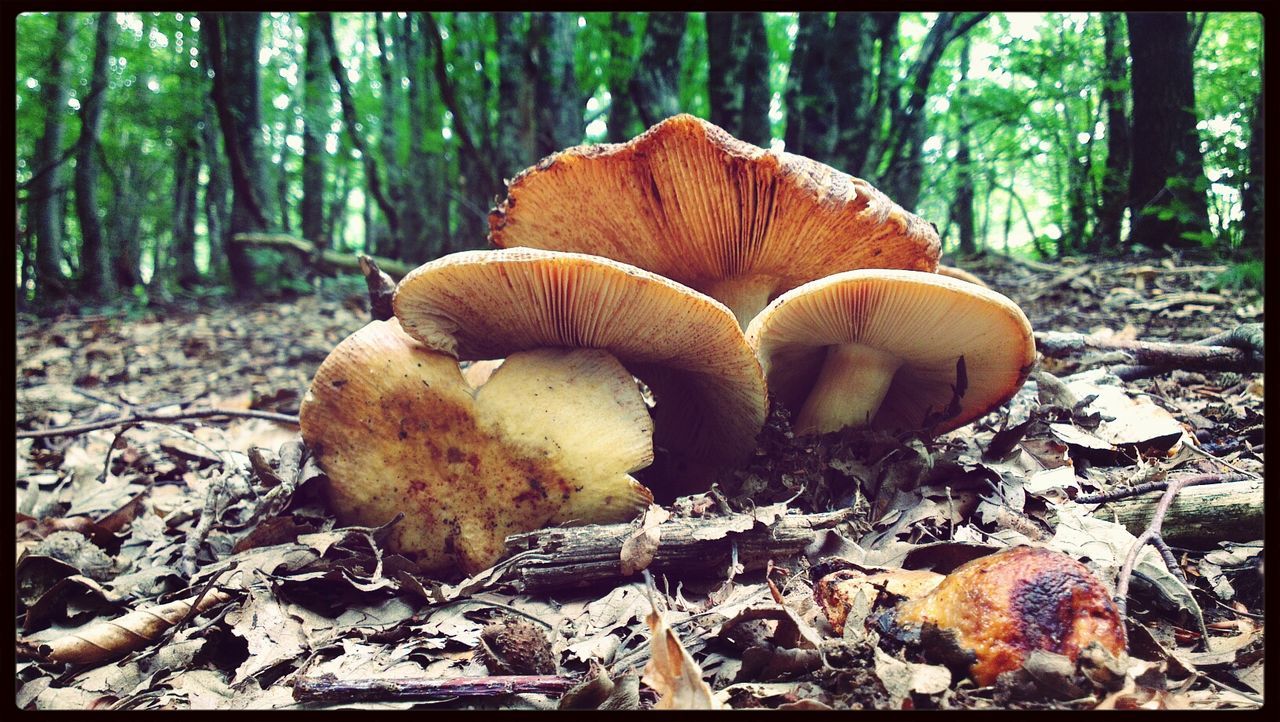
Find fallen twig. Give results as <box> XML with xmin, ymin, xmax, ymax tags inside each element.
<box><xmin>291</xmin><ymin>673</ymin><xmax>579</xmax><ymax>703</ymax></box>
<box><xmin>233</xmin><ymin>233</ymin><xmax>415</xmax><ymax>278</ymax></box>
<box><xmin>1074</xmin><ymin>472</ymin><xmax>1250</xmax><ymax>504</ymax></box>
<box><xmin>1035</xmin><ymin>327</ymin><xmax>1263</xmax><ymax>379</ymax></box>
<box><xmin>17</xmin><ymin>408</ymin><xmax>300</xmax><ymax>439</ymax></box>
<box><xmin>1112</xmin><ymin>323</ymin><xmax>1263</xmax><ymax>380</ymax></box>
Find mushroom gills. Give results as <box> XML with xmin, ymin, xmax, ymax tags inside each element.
<box><xmin>793</xmin><ymin>342</ymin><xmax>904</xmax><ymax>435</ymax></box>
<box><xmin>475</xmin><ymin>347</ymin><xmax>655</xmax><ymax>523</ymax></box>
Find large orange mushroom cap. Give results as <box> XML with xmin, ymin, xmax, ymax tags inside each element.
<box><xmin>489</xmin><ymin>114</ymin><xmax>941</xmax><ymax>328</ymax></box>
<box><xmin>393</xmin><ymin>248</ymin><xmax>768</xmax><ymax>495</ymax></box>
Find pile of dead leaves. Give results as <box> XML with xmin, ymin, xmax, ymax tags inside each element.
<box><xmin>15</xmin><ymin>259</ymin><xmax>1265</xmax><ymax>710</ymax></box>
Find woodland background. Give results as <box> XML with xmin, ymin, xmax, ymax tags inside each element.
<box><xmin>14</xmin><ymin>11</ymin><xmax>1265</xmax><ymax>310</ymax></box>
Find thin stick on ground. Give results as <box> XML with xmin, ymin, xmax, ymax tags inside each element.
<box><xmin>291</xmin><ymin>673</ymin><xmax>580</xmax><ymax>703</ymax></box>
<box><xmin>1034</xmin><ymin>325</ymin><xmax>1263</xmax><ymax>379</ymax></box>
<box><xmin>1112</xmin><ymin>474</ymin><xmax>1214</xmax><ymax>648</ymax></box>
<box><xmin>1075</xmin><ymin>472</ymin><xmax>1251</xmax><ymax>504</ymax></box>
<box><xmin>17</xmin><ymin>408</ymin><xmax>300</xmax><ymax>439</ymax></box>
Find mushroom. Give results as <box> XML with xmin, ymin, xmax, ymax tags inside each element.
<box><xmin>891</xmin><ymin>546</ymin><xmax>1127</xmax><ymax>685</ymax></box>
<box><xmin>936</xmin><ymin>264</ymin><xmax>989</xmax><ymax>288</ymax></box>
<box><xmin>746</xmin><ymin>269</ymin><xmax>1035</xmax><ymax>436</ymax></box>
<box><xmin>489</xmin><ymin>114</ymin><xmax>941</xmax><ymax>328</ymax></box>
<box><xmin>393</xmin><ymin>248</ymin><xmax>768</xmax><ymax>500</ymax></box>
<box><xmin>299</xmin><ymin>318</ymin><xmax>657</xmax><ymax>573</ymax></box>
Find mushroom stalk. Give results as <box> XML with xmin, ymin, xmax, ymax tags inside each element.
<box><xmin>793</xmin><ymin>342</ymin><xmax>903</xmax><ymax>435</ymax></box>
<box><xmin>701</xmin><ymin>276</ymin><xmax>776</xmax><ymax>329</ymax></box>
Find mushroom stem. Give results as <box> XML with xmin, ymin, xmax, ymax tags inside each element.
<box><xmin>701</xmin><ymin>276</ymin><xmax>776</xmax><ymax>329</ymax></box>
<box><xmin>793</xmin><ymin>343</ymin><xmax>903</xmax><ymax>435</ymax></box>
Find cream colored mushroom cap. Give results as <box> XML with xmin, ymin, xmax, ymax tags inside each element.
<box><xmin>488</xmin><ymin>114</ymin><xmax>940</xmax><ymax>304</ymax></box>
<box><xmin>393</xmin><ymin>248</ymin><xmax>768</xmax><ymax>474</ymax></box>
<box><xmin>746</xmin><ymin>269</ymin><xmax>1035</xmax><ymax>435</ymax></box>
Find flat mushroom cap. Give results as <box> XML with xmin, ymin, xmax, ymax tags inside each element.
<box><xmin>393</xmin><ymin>248</ymin><xmax>768</xmax><ymax>481</ymax></box>
<box><xmin>489</xmin><ymin>114</ymin><xmax>940</xmax><ymax>322</ymax></box>
<box><xmin>747</xmin><ymin>269</ymin><xmax>1035</xmax><ymax>435</ymax></box>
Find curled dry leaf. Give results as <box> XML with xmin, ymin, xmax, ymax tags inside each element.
<box><xmin>26</xmin><ymin>589</ymin><xmax>233</xmax><ymax>666</ymax></box>
<box><xmin>642</xmin><ymin>583</ymin><xmax>720</xmax><ymax>709</ymax></box>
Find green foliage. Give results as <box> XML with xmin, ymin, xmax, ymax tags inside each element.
<box><xmin>1209</xmin><ymin>260</ymin><xmax>1264</xmax><ymax>291</ymax></box>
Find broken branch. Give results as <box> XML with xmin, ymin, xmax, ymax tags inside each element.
<box><xmin>1034</xmin><ymin>328</ymin><xmax>1262</xmax><ymax>378</ymax></box>
<box><xmin>292</xmin><ymin>673</ymin><xmax>578</xmax><ymax>703</ymax></box>
<box><xmin>232</xmin><ymin>233</ymin><xmax>415</xmax><ymax>278</ymax></box>
<box><xmin>17</xmin><ymin>408</ymin><xmax>300</xmax><ymax>440</ymax></box>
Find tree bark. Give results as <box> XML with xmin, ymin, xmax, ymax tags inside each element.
<box><xmin>32</xmin><ymin>13</ymin><xmax>74</xmax><ymax>304</ymax></box>
<box><xmin>300</xmin><ymin>12</ymin><xmax>329</xmax><ymax>251</ymax></box>
<box><xmin>75</xmin><ymin>12</ymin><xmax>116</xmax><ymax>301</ymax></box>
<box><xmin>171</xmin><ymin>136</ymin><xmax>201</xmax><ymax>289</ymax></box>
<box><xmin>707</xmin><ymin>13</ymin><xmax>772</xmax><ymax>148</ymax></box>
<box><xmin>1126</xmin><ymin>12</ymin><xmax>1212</xmax><ymax>250</ymax></box>
<box><xmin>528</xmin><ymin>13</ymin><xmax>584</xmax><ymax>157</ymax></box>
<box><xmin>605</xmin><ymin>13</ymin><xmax>640</xmax><ymax>142</ymax></box>
<box><xmin>784</xmin><ymin>13</ymin><xmax>835</xmax><ymax>162</ymax></box>
<box><xmin>496</xmin><ymin>12</ymin><xmax>535</xmax><ymax>176</ymax></box>
<box><xmin>952</xmin><ymin>35</ymin><xmax>976</xmax><ymax>255</ymax></box>
<box><xmin>628</xmin><ymin>13</ymin><xmax>687</xmax><ymax>128</ymax></box>
<box><xmin>1093</xmin><ymin>12</ymin><xmax>1131</xmax><ymax>253</ymax></box>
<box><xmin>199</xmin><ymin>104</ymin><xmax>229</xmax><ymax>280</ymax></box>
<box><xmin>829</xmin><ymin>13</ymin><xmax>876</xmax><ymax>175</ymax></box>
<box><xmin>203</xmin><ymin>12</ymin><xmax>269</xmax><ymax>298</ymax></box>
<box><xmin>1240</xmin><ymin>82</ymin><xmax>1264</xmax><ymax>257</ymax></box>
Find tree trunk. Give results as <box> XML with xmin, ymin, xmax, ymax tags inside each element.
<box><xmin>952</xmin><ymin>35</ymin><xmax>976</xmax><ymax>255</ymax></box>
<box><xmin>171</xmin><ymin>136</ymin><xmax>201</xmax><ymax>289</ymax></box>
<box><xmin>1093</xmin><ymin>12</ymin><xmax>1131</xmax><ymax>253</ymax></box>
<box><xmin>300</xmin><ymin>12</ymin><xmax>329</xmax><ymax>250</ymax></box>
<box><xmin>878</xmin><ymin>13</ymin><xmax>988</xmax><ymax>210</ymax></box>
<box><xmin>32</xmin><ymin>13</ymin><xmax>74</xmax><ymax>304</ymax></box>
<box><xmin>829</xmin><ymin>13</ymin><xmax>876</xmax><ymax>176</ymax></box>
<box><xmin>496</xmin><ymin>12</ymin><xmax>535</xmax><ymax>176</ymax></box>
<box><xmin>629</xmin><ymin>13</ymin><xmax>687</xmax><ymax>128</ymax></box>
<box><xmin>108</xmin><ymin>158</ymin><xmax>143</xmax><ymax>290</ymax></box>
<box><xmin>1126</xmin><ymin>12</ymin><xmax>1212</xmax><ymax>250</ymax></box>
<box><xmin>706</xmin><ymin>13</ymin><xmax>772</xmax><ymax>147</ymax></box>
<box><xmin>528</xmin><ymin>12</ymin><xmax>584</xmax><ymax>157</ymax></box>
<box><xmin>203</xmin><ymin>12</ymin><xmax>269</xmax><ymax>298</ymax></box>
<box><xmin>75</xmin><ymin>12</ymin><xmax>116</xmax><ymax>301</ymax></box>
<box><xmin>199</xmin><ymin>105</ymin><xmax>229</xmax><ymax>280</ymax></box>
<box><xmin>1240</xmin><ymin>83</ymin><xmax>1264</xmax><ymax>257</ymax></box>
<box><xmin>784</xmin><ymin>13</ymin><xmax>835</xmax><ymax>162</ymax></box>
<box><xmin>605</xmin><ymin>13</ymin><xmax>640</xmax><ymax>142</ymax></box>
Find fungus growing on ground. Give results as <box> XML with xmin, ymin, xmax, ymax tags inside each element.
<box><xmin>746</xmin><ymin>269</ymin><xmax>1035</xmax><ymax>436</ymax></box>
<box><xmin>936</xmin><ymin>264</ymin><xmax>989</xmax><ymax>288</ymax></box>
<box><xmin>489</xmin><ymin>114</ymin><xmax>941</xmax><ymax>328</ymax></box>
<box><xmin>891</xmin><ymin>546</ymin><xmax>1128</xmax><ymax>685</ymax></box>
<box><xmin>300</xmin><ymin>249</ymin><xmax>767</xmax><ymax>574</ymax></box>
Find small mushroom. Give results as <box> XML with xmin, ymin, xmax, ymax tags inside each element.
<box><xmin>935</xmin><ymin>264</ymin><xmax>989</xmax><ymax>288</ymax></box>
<box><xmin>891</xmin><ymin>546</ymin><xmax>1127</xmax><ymax>686</ymax></box>
<box><xmin>746</xmin><ymin>269</ymin><xmax>1035</xmax><ymax>436</ymax></box>
<box><xmin>489</xmin><ymin>114</ymin><xmax>941</xmax><ymax>328</ymax></box>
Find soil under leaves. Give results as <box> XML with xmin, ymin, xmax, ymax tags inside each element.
<box><xmin>14</xmin><ymin>254</ymin><xmax>1264</xmax><ymax>710</ymax></box>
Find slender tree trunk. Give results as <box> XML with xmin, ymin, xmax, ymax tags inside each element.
<box><xmin>203</xmin><ymin>12</ymin><xmax>268</xmax><ymax>297</ymax></box>
<box><xmin>629</xmin><ymin>13</ymin><xmax>687</xmax><ymax>128</ymax></box>
<box><xmin>1126</xmin><ymin>12</ymin><xmax>1212</xmax><ymax>250</ymax></box>
<box><xmin>863</xmin><ymin>12</ymin><xmax>901</xmax><ymax>183</ymax></box>
<box><xmin>1240</xmin><ymin>83</ymin><xmax>1264</xmax><ymax>257</ymax></box>
<box><xmin>496</xmin><ymin>12</ymin><xmax>535</xmax><ymax>175</ymax></box>
<box><xmin>528</xmin><ymin>12</ymin><xmax>584</xmax><ymax>156</ymax></box>
<box><xmin>108</xmin><ymin>159</ymin><xmax>143</xmax><ymax>290</ymax></box>
<box><xmin>952</xmin><ymin>35</ymin><xmax>975</xmax><ymax>255</ymax></box>
<box><xmin>829</xmin><ymin>13</ymin><xmax>876</xmax><ymax>175</ymax></box>
<box><xmin>171</xmin><ymin>137</ymin><xmax>201</xmax><ymax>288</ymax></box>
<box><xmin>32</xmin><ymin>13</ymin><xmax>74</xmax><ymax>304</ymax></box>
<box><xmin>784</xmin><ymin>13</ymin><xmax>835</xmax><ymax>162</ymax></box>
<box><xmin>878</xmin><ymin>12</ymin><xmax>988</xmax><ymax>210</ymax></box>
<box><xmin>300</xmin><ymin>13</ymin><xmax>329</xmax><ymax>250</ymax></box>
<box><xmin>1093</xmin><ymin>12</ymin><xmax>1131</xmax><ymax>253</ymax></box>
<box><xmin>707</xmin><ymin>13</ymin><xmax>772</xmax><ymax>147</ymax></box>
<box><xmin>199</xmin><ymin>106</ymin><xmax>229</xmax><ymax>280</ymax></box>
<box><xmin>75</xmin><ymin>12</ymin><xmax>116</xmax><ymax>300</ymax></box>
<box><xmin>605</xmin><ymin>13</ymin><xmax>640</xmax><ymax>142</ymax></box>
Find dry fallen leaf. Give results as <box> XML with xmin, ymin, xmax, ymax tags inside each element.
<box><xmin>24</xmin><ymin>589</ymin><xmax>232</xmax><ymax>666</ymax></box>
<box><xmin>641</xmin><ymin>576</ymin><xmax>720</xmax><ymax>709</ymax></box>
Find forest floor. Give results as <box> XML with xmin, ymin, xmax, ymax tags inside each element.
<box><xmin>14</xmin><ymin>254</ymin><xmax>1265</xmax><ymax>710</ymax></box>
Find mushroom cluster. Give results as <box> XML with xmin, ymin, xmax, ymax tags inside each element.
<box><xmin>300</xmin><ymin>115</ymin><xmax>1038</xmax><ymax>575</ymax></box>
